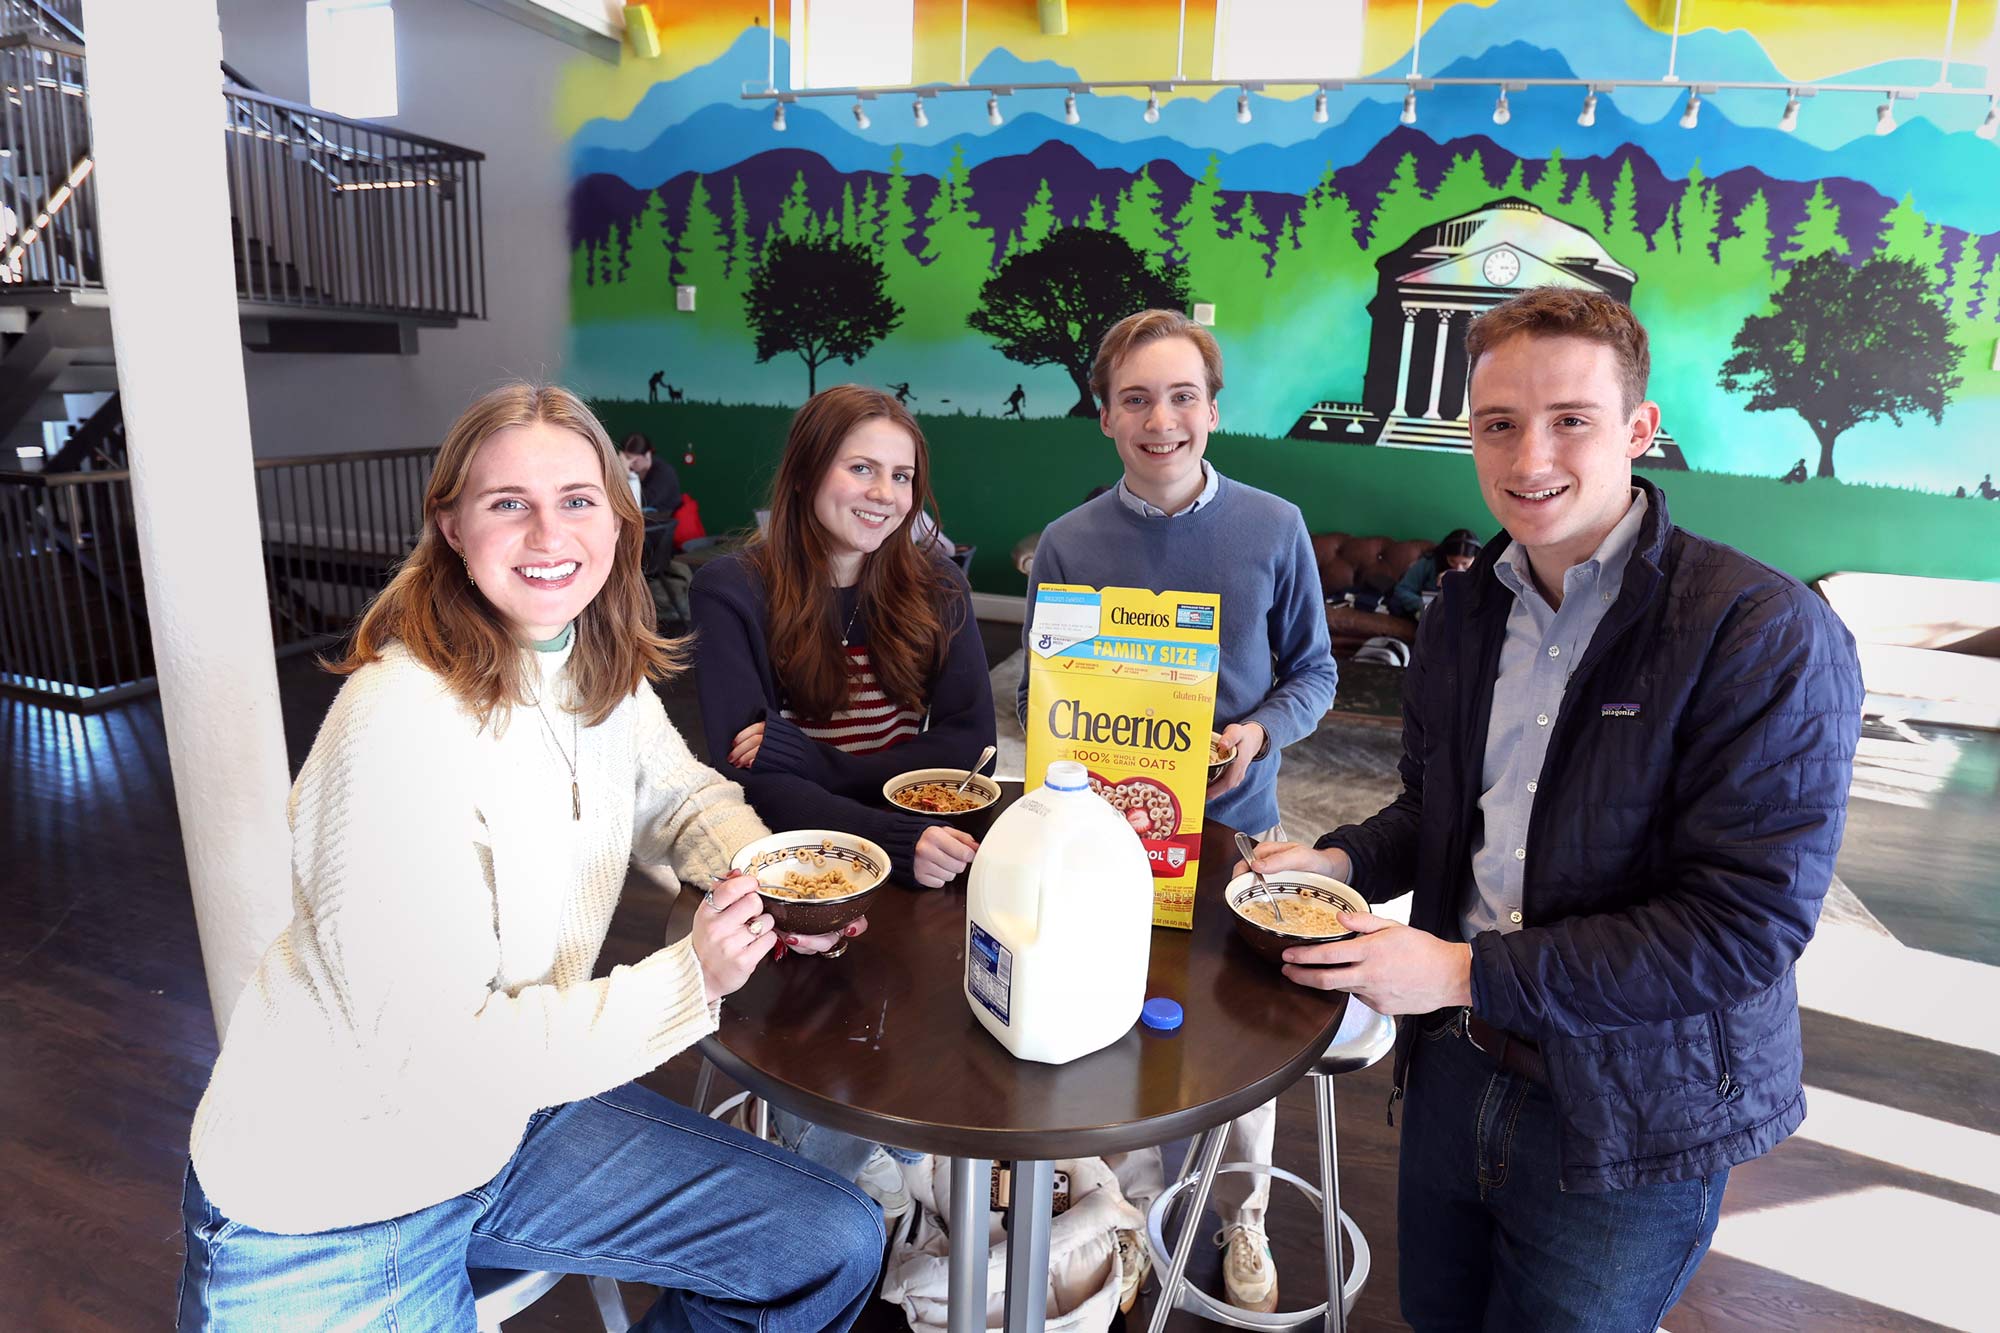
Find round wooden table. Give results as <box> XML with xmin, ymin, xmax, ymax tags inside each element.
<box><xmin>693</xmin><ymin>784</ymin><xmax>1348</xmax><ymax>1333</ymax></box>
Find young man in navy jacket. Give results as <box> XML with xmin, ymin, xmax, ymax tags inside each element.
<box><xmin>1243</xmin><ymin>286</ymin><xmax>1862</xmax><ymax>1330</ymax></box>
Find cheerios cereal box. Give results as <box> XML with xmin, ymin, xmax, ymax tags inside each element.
<box><xmin>1024</xmin><ymin>585</ymin><xmax>1222</xmax><ymax>929</ymax></box>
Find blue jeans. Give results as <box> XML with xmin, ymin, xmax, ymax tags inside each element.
<box><xmin>1397</xmin><ymin>1014</ymin><xmax>1727</xmax><ymax>1333</ymax></box>
<box><xmin>178</xmin><ymin>1082</ymin><xmax>884</xmax><ymax>1331</ymax></box>
<box><xmin>769</xmin><ymin>1108</ymin><xmax>924</xmax><ymax>1181</ymax></box>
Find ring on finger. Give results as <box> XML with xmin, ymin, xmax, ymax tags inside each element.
<box><xmin>823</xmin><ymin>939</ymin><xmax>849</xmax><ymax>959</ymax></box>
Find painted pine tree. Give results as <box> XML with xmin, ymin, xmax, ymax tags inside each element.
<box><xmin>1877</xmin><ymin>194</ymin><xmax>1947</xmax><ymax>290</ymax></box>
<box><xmin>1112</xmin><ymin>166</ymin><xmax>1171</xmax><ymax>264</ymax></box>
<box><xmin>674</xmin><ymin>176</ymin><xmax>731</xmax><ymax>322</ymax></box>
<box><xmin>911</xmin><ymin>143</ymin><xmax>995</xmax><ymax>340</ymax></box>
<box><xmin>1364</xmin><ymin>152</ymin><xmax>1426</xmax><ymax>252</ymax></box>
<box><xmin>1779</xmin><ymin>182</ymin><xmax>1848</xmax><ymax>265</ymax></box>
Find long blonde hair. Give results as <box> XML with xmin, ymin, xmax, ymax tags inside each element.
<box><xmin>330</xmin><ymin>383</ymin><xmax>683</xmax><ymax>726</ymax></box>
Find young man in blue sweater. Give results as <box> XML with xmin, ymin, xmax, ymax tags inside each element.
<box><xmin>1018</xmin><ymin>308</ymin><xmax>1339</xmax><ymax>1311</ymax></box>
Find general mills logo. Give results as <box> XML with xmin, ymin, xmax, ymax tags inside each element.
<box><xmin>1037</xmin><ymin>633</ymin><xmax>1054</xmax><ymax>650</ymax></box>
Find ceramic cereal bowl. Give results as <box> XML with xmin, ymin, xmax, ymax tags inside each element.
<box><xmin>729</xmin><ymin>830</ymin><xmax>889</xmax><ymax>935</ymax></box>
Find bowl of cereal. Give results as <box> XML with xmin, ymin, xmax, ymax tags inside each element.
<box><xmin>883</xmin><ymin>768</ymin><xmax>1002</xmax><ymax>819</ymax></box>
<box><xmin>1224</xmin><ymin>870</ymin><xmax>1370</xmax><ymax>964</ymax></box>
<box><xmin>729</xmin><ymin>830</ymin><xmax>890</xmax><ymax>935</ymax></box>
<box><xmin>1206</xmin><ymin>732</ymin><xmax>1238</xmax><ymax>785</ymax></box>
<box><xmin>1085</xmin><ymin>771</ymin><xmax>1181</xmax><ymax>838</ymax></box>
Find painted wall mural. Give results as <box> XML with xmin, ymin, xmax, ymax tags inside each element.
<box><xmin>563</xmin><ymin>0</ymin><xmax>1999</xmax><ymax>592</ymax></box>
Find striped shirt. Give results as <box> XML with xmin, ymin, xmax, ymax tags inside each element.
<box><xmin>780</xmin><ymin>645</ymin><xmax>922</xmax><ymax>754</ymax></box>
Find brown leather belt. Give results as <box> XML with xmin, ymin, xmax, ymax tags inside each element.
<box><xmin>1464</xmin><ymin>1012</ymin><xmax>1549</xmax><ymax>1086</ymax></box>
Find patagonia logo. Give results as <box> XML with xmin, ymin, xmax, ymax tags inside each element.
<box><xmin>1601</xmin><ymin>702</ymin><xmax>1642</xmax><ymax>718</ymax></box>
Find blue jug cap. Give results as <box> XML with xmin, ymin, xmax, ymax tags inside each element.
<box><xmin>1141</xmin><ymin>997</ymin><xmax>1184</xmax><ymax>1032</ymax></box>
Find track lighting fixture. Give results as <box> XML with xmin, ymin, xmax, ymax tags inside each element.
<box><xmin>852</xmin><ymin>99</ymin><xmax>870</xmax><ymax>129</ymax></box>
<box><xmin>1492</xmin><ymin>88</ymin><xmax>1510</xmax><ymax>125</ymax></box>
<box><xmin>1143</xmin><ymin>92</ymin><xmax>1160</xmax><ymax>124</ymax></box>
<box><xmin>1678</xmin><ymin>89</ymin><xmax>1701</xmax><ymax>129</ymax></box>
<box><xmin>1875</xmin><ymin>96</ymin><xmax>1896</xmax><ymax>135</ymax></box>
<box><xmin>1313</xmin><ymin>89</ymin><xmax>1328</xmax><ymax>123</ymax></box>
<box><xmin>1400</xmin><ymin>89</ymin><xmax>1417</xmax><ymax>125</ymax></box>
<box><xmin>1063</xmin><ymin>91</ymin><xmax>1079</xmax><ymax>125</ymax></box>
<box><xmin>911</xmin><ymin>97</ymin><xmax>926</xmax><ymax>127</ymax></box>
<box><xmin>1778</xmin><ymin>92</ymin><xmax>1799</xmax><ymax>132</ymax></box>
<box><xmin>987</xmin><ymin>93</ymin><xmax>1003</xmax><ymax>126</ymax></box>
<box><xmin>1577</xmin><ymin>90</ymin><xmax>1597</xmax><ymax>127</ymax></box>
<box><xmin>771</xmin><ymin>101</ymin><xmax>785</xmax><ymax>131</ymax></box>
<box><xmin>1236</xmin><ymin>91</ymin><xmax>1251</xmax><ymax>124</ymax></box>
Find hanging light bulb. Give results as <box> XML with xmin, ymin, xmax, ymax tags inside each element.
<box><xmin>1978</xmin><ymin>96</ymin><xmax>1998</xmax><ymax>140</ymax></box>
<box><xmin>911</xmin><ymin>97</ymin><xmax>927</xmax><ymax>128</ymax></box>
<box><xmin>852</xmin><ymin>99</ymin><xmax>871</xmax><ymax>130</ymax></box>
<box><xmin>771</xmin><ymin>100</ymin><xmax>786</xmax><ymax>132</ymax></box>
<box><xmin>1577</xmin><ymin>91</ymin><xmax>1597</xmax><ymax>128</ymax></box>
<box><xmin>1875</xmin><ymin>95</ymin><xmax>1897</xmax><ymax>135</ymax></box>
<box><xmin>1400</xmin><ymin>89</ymin><xmax>1418</xmax><ymax>125</ymax></box>
<box><xmin>1491</xmin><ymin>88</ymin><xmax>1511</xmax><ymax>126</ymax></box>
<box><xmin>1778</xmin><ymin>93</ymin><xmax>1800</xmax><ymax>133</ymax></box>
<box><xmin>1143</xmin><ymin>92</ymin><xmax>1160</xmax><ymax>124</ymax></box>
<box><xmin>987</xmin><ymin>93</ymin><xmax>1003</xmax><ymax>126</ymax></box>
<box><xmin>1312</xmin><ymin>89</ymin><xmax>1328</xmax><ymax>124</ymax></box>
<box><xmin>1678</xmin><ymin>89</ymin><xmax>1701</xmax><ymax>129</ymax></box>
<box><xmin>1063</xmin><ymin>91</ymin><xmax>1079</xmax><ymax>125</ymax></box>
<box><xmin>1236</xmin><ymin>91</ymin><xmax>1252</xmax><ymax>124</ymax></box>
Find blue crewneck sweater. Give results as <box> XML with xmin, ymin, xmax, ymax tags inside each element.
<box><xmin>1017</xmin><ymin>473</ymin><xmax>1338</xmax><ymax>832</ymax></box>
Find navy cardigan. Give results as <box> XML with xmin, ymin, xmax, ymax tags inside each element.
<box><xmin>1321</xmin><ymin>478</ymin><xmax>1863</xmax><ymax>1191</ymax></box>
<box><xmin>689</xmin><ymin>551</ymin><xmax>996</xmax><ymax>881</ymax></box>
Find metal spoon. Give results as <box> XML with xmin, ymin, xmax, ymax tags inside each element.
<box><xmin>1233</xmin><ymin>830</ymin><xmax>1287</xmax><ymax>926</ymax></box>
<box><xmin>954</xmin><ymin>744</ymin><xmax>998</xmax><ymax>794</ymax></box>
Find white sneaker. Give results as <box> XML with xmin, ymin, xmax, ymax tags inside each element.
<box><xmin>1114</xmin><ymin>1229</ymin><xmax>1150</xmax><ymax>1313</ymax></box>
<box><xmin>1217</xmin><ymin>1223</ymin><xmax>1278</xmax><ymax>1313</ymax></box>
<box><xmin>856</xmin><ymin>1147</ymin><xmax>913</xmax><ymax>1228</ymax></box>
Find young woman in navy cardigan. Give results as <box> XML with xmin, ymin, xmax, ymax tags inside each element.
<box><xmin>689</xmin><ymin>384</ymin><xmax>994</xmax><ymax>1189</ymax></box>
<box><xmin>691</xmin><ymin>383</ymin><xmax>995</xmax><ymax>892</ymax></box>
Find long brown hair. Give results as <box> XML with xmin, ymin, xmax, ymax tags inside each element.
<box><xmin>330</xmin><ymin>383</ymin><xmax>683</xmax><ymax>727</ymax></box>
<box><xmin>747</xmin><ymin>385</ymin><xmax>959</xmax><ymax>720</ymax></box>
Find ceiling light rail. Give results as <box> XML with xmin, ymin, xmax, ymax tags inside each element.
<box><xmin>740</xmin><ymin>76</ymin><xmax>1988</xmax><ymax>138</ymax></box>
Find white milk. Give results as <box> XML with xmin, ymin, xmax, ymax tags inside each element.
<box><xmin>964</xmin><ymin>760</ymin><xmax>1154</xmax><ymax>1064</ymax></box>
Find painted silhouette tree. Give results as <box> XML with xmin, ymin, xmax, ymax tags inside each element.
<box><xmin>968</xmin><ymin>228</ymin><xmax>1190</xmax><ymax>417</ymax></box>
<box><xmin>745</xmin><ymin>236</ymin><xmax>902</xmax><ymax>395</ymax></box>
<box><xmin>1719</xmin><ymin>254</ymin><xmax>1962</xmax><ymax>480</ymax></box>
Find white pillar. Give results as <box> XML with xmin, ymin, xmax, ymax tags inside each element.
<box><xmin>87</xmin><ymin>1</ymin><xmax>293</xmax><ymax>1039</ymax></box>
<box><xmin>1392</xmin><ymin>307</ymin><xmax>1418</xmax><ymax>416</ymax></box>
<box><xmin>1423</xmin><ymin>309</ymin><xmax>1452</xmax><ymax>420</ymax></box>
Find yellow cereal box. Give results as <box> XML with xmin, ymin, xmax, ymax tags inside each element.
<box><xmin>1024</xmin><ymin>585</ymin><xmax>1222</xmax><ymax>929</ymax></box>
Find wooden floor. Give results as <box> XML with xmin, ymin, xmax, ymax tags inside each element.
<box><xmin>4</xmin><ymin>633</ymin><xmax>1994</xmax><ymax>1331</ymax></box>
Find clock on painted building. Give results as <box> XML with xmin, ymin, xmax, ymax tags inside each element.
<box><xmin>1482</xmin><ymin>247</ymin><xmax>1521</xmax><ymax>286</ymax></box>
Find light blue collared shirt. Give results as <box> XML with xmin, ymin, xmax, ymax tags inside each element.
<box><xmin>1115</xmin><ymin>460</ymin><xmax>1220</xmax><ymax>519</ymax></box>
<box><xmin>1462</xmin><ymin>488</ymin><xmax>1649</xmax><ymax>941</ymax></box>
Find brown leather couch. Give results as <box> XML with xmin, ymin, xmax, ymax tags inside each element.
<box><xmin>1312</xmin><ymin>532</ymin><xmax>1435</xmax><ymax>654</ymax></box>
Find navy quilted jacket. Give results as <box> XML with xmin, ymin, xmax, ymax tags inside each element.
<box><xmin>1321</xmin><ymin>479</ymin><xmax>1862</xmax><ymax>1192</ymax></box>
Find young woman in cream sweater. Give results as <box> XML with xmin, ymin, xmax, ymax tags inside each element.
<box><xmin>179</xmin><ymin>385</ymin><xmax>882</xmax><ymax>1330</ymax></box>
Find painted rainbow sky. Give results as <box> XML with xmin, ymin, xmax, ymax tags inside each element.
<box><xmin>564</xmin><ymin>0</ymin><xmax>2000</xmax><ymax>134</ymax></box>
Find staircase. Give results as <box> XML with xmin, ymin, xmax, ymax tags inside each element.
<box><xmin>1</xmin><ymin>0</ymin><xmax>487</xmax><ymax>448</ymax></box>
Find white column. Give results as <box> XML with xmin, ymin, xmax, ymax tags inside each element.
<box><xmin>87</xmin><ymin>0</ymin><xmax>294</xmax><ymax>1038</ymax></box>
<box><xmin>1423</xmin><ymin>309</ymin><xmax>1452</xmax><ymax>420</ymax></box>
<box><xmin>1392</xmin><ymin>306</ymin><xmax>1418</xmax><ymax>416</ymax></box>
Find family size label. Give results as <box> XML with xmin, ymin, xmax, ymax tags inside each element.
<box><xmin>1026</xmin><ymin>585</ymin><xmax>1222</xmax><ymax>929</ymax></box>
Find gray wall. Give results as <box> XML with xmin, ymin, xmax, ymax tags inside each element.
<box><xmin>217</xmin><ymin>0</ymin><xmax>576</xmax><ymax>458</ymax></box>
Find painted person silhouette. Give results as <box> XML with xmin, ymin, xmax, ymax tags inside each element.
<box><xmin>1003</xmin><ymin>384</ymin><xmax>1026</xmax><ymax>418</ymax></box>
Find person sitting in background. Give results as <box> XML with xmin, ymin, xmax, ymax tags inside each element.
<box><xmin>620</xmin><ymin>431</ymin><xmax>681</xmax><ymax>574</ymax></box>
<box><xmin>178</xmin><ymin>384</ymin><xmax>881</xmax><ymax>1331</ymax></box>
<box><xmin>690</xmin><ymin>385</ymin><xmax>995</xmax><ymax>1200</ymax></box>
<box><xmin>1388</xmin><ymin>527</ymin><xmax>1483</xmax><ymax>618</ymax></box>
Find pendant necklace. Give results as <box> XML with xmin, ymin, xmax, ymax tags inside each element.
<box><xmin>532</xmin><ymin>695</ymin><xmax>581</xmax><ymax>820</ymax></box>
<box><xmin>838</xmin><ymin>595</ymin><xmax>863</xmax><ymax>648</ymax></box>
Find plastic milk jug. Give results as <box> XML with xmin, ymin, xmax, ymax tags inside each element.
<box><xmin>963</xmin><ymin>760</ymin><xmax>1153</xmax><ymax>1064</ymax></box>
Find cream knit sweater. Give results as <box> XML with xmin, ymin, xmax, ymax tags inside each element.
<box><xmin>189</xmin><ymin>639</ymin><xmax>768</xmax><ymax>1234</ymax></box>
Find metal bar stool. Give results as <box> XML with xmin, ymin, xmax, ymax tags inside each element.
<box><xmin>471</xmin><ymin>1267</ymin><xmax>629</xmax><ymax>1331</ymax></box>
<box><xmin>1144</xmin><ymin>1002</ymin><xmax>1397</xmax><ymax>1333</ymax></box>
